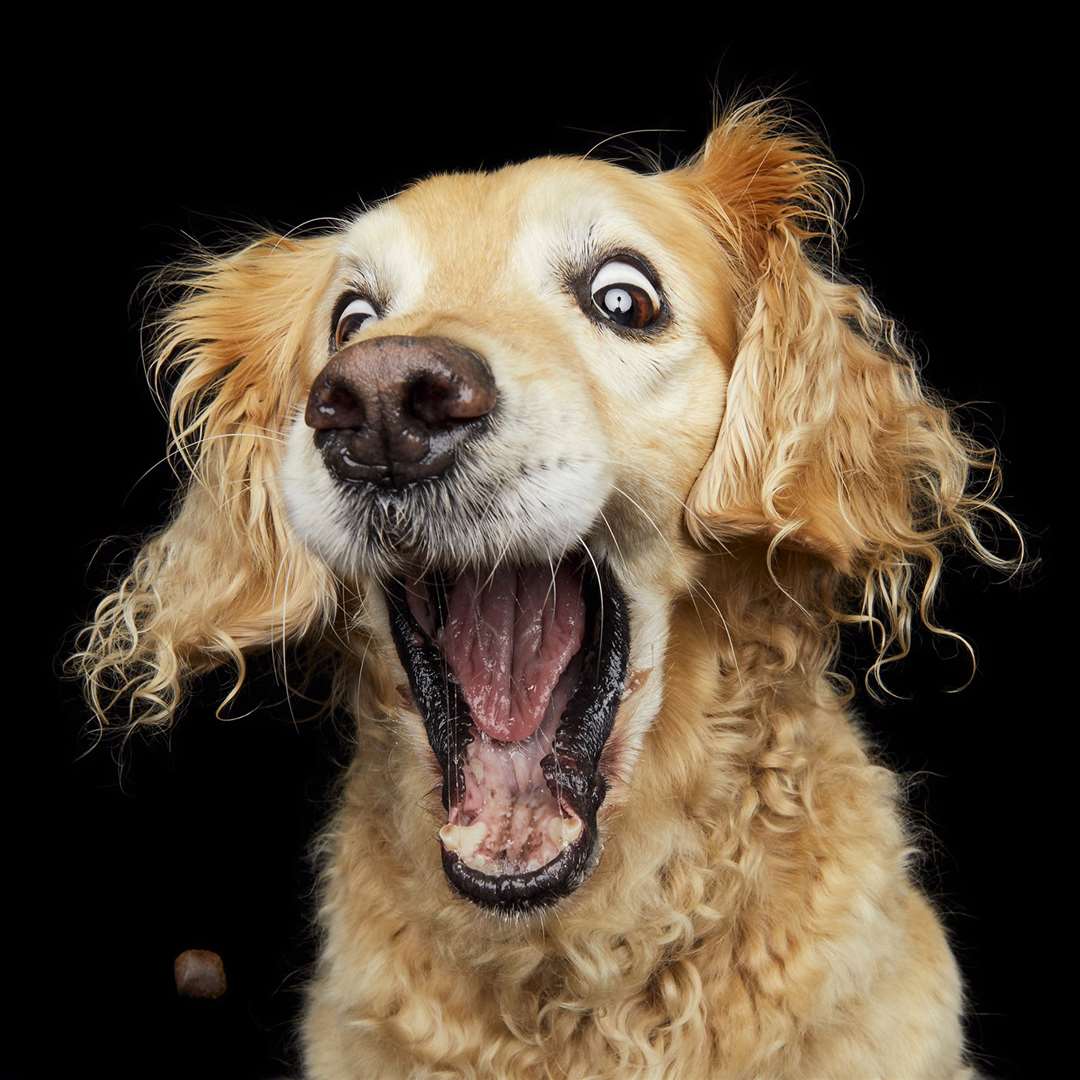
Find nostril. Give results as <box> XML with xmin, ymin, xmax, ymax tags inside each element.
<box><xmin>406</xmin><ymin>373</ymin><xmax>458</xmax><ymax>428</ymax></box>
<box><xmin>307</xmin><ymin>381</ymin><xmax>367</xmax><ymax>432</ymax></box>
<box><xmin>406</xmin><ymin>359</ymin><xmax>497</xmax><ymax>429</ymax></box>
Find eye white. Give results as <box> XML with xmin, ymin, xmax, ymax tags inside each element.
<box><xmin>589</xmin><ymin>259</ymin><xmax>660</xmax><ymax>312</ymax></box>
<box><xmin>336</xmin><ymin>297</ymin><xmax>378</xmax><ymax>335</ymax></box>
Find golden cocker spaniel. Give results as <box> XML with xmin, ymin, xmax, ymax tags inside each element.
<box><xmin>76</xmin><ymin>99</ymin><xmax>1015</xmax><ymax>1078</ymax></box>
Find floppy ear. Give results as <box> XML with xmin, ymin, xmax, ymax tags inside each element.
<box><xmin>74</xmin><ymin>233</ymin><xmax>339</xmax><ymax>728</ymax></box>
<box><xmin>673</xmin><ymin>101</ymin><xmax>1017</xmax><ymax>668</ymax></box>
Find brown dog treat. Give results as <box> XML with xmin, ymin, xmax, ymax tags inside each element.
<box><xmin>174</xmin><ymin>949</ymin><xmax>226</xmax><ymax>999</ymax></box>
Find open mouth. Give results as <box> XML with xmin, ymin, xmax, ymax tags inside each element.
<box><xmin>384</xmin><ymin>556</ymin><xmax>629</xmax><ymax>914</ymax></box>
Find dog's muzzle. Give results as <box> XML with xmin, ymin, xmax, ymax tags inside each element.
<box><xmin>305</xmin><ymin>335</ymin><xmax>497</xmax><ymax>488</ymax></box>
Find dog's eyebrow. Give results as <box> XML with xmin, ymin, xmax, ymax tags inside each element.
<box><xmin>339</xmin><ymin>258</ymin><xmax>392</xmax><ymax>310</ymax></box>
<box><xmin>554</xmin><ymin>228</ymin><xmax>666</xmax><ymax>297</ymax></box>
<box><xmin>343</xmin><ymin>258</ymin><xmax>380</xmax><ymax>291</ymax></box>
<box><xmin>554</xmin><ymin>222</ymin><xmax>665</xmax><ymax>284</ymax></box>
<box><xmin>551</xmin><ymin>225</ymin><xmax>606</xmax><ymax>286</ymax></box>
<box><xmin>575</xmin><ymin>222</ymin><xmax>601</xmax><ymax>268</ymax></box>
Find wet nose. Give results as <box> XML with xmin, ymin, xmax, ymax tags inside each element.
<box><xmin>305</xmin><ymin>335</ymin><xmax>498</xmax><ymax>488</ymax></box>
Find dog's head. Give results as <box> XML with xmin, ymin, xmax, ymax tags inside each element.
<box><xmin>76</xmin><ymin>101</ymin><xmax>1010</xmax><ymax>915</ymax></box>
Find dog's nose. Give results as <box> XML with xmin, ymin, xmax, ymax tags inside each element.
<box><xmin>305</xmin><ymin>335</ymin><xmax>497</xmax><ymax>487</ymax></box>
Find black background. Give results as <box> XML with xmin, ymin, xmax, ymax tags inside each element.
<box><xmin>18</xmin><ymin>29</ymin><xmax>1061</xmax><ymax>1080</ymax></box>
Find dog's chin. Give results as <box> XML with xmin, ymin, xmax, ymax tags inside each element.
<box><xmin>383</xmin><ymin>554</ymin><xmax>629</xmax><ymax>915</ymax></box>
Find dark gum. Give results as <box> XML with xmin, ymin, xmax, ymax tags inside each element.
<box><xmin>384</xmin><ymin>559</ymin><xmax>630</xmax><ymax>909</ymax></box>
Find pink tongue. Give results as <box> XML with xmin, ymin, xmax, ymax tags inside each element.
<box><xmin>440</xmin><ymin>564</ymin><xmax>585</xmax><ymax>742</ymax></box>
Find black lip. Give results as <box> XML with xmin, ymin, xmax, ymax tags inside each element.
<box><xmin>384</xmin><ymin>559</ymin><xmax>630</xmax><ymax>913</ymax></box>
<box><xmin>441</xmin><ymin>822</ymin><xmax>597</xmax><ymax>912</ymax></box>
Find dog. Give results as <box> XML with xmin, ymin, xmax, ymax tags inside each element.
<box><xmin>75</xmin><ymin>99</ymin><xmax>1014</xmax><ymax>1078</ymax></box>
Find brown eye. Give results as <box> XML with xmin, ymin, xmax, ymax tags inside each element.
<box><xmin>334</xmin><ymin>297</ymin><xmax>379</xmax><ymax>347</ymax></box>
<box><xmin>589</xmin><ymin>259</ymin><xmax>661</xmax><ymax>329</ymax></box>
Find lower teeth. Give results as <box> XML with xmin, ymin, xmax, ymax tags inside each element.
<box><xmin>439</xmin><ymin>820</ymin><xmax>488</xmax><ymax>860</ymax></box>
<box><xmin>439</xmin><ymin>813</ymin><xmax>583</xmax><ymax>872</ymax></box>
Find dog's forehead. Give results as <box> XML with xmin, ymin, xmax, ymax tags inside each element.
<box><xmin>336</xmin><ymin>157</ymin><xmax>710</xmax><ymax>297</ymax></box>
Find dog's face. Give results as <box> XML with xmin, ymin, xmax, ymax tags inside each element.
<box><xmin>82</xmin><ymin>104</ymin><xmax>984</xmax><ymax>921</ymax></box>
<box><xmin>280</xmin><ymin>158</ymin><xmax>734</xmax><ymax>911</ymax></box>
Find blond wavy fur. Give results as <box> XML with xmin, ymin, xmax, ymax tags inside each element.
<box><xmin>72</xmin><ymin>98</ymin><xmax>1017</xmax><ymax>1078</ymax></box>
<box><xmin>673</xmin><ymin>101</ymin><xmax>1020</xmax><ymax>693</ymax></box>
<box><xmin>71</xmin><ymin>234</ymin><xmax>342</xmax><ymax>728</ymax></box>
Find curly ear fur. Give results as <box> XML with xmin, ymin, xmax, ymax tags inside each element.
<box><xmin>72</xmin><ymin>234</ymin><xmax>339</xmax><ymax>729</ymax></box>
<box><xmin>673</xmin><ymin>100</ymin><xmax>1021</xmax><ymax>684</ymax></box>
